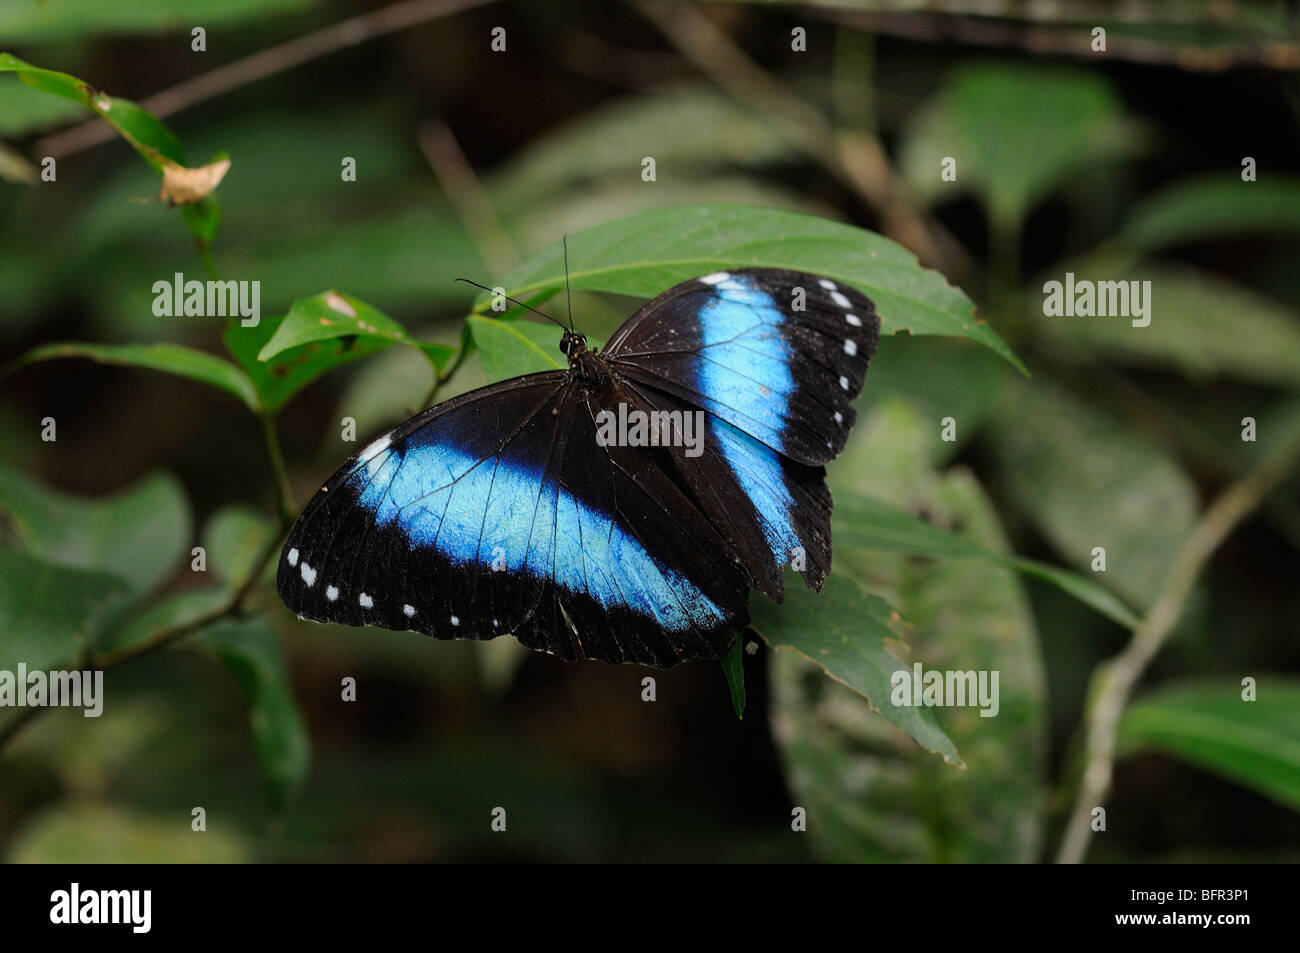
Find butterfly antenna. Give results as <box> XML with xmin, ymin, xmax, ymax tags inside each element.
<box><xmin>563</xmin><ymin>235</ymin><xmax>575</xmax><ymax>333</ymax></box>
<box><xmin>455</xmin><ymin>278</ymin><xmax>567</xmax><ymax>330</ymax></box>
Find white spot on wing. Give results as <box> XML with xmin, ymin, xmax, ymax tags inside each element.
<box><xmin>359</xmin><ymin>592</ymin><xmax>373</xmax><ymax>608</ymax></box>
<box><xmin>450</xmin><ymin>615</ymin><xmax>460</xmax><ymax>627</ymax></box>
<box><xmin>830</xmin><ymin>291</ymin><xmax>851</xmax><ymax>309</ymax></box>
<box><xmin>300</xmin><ymin>562</ymin><xmax>317</xmax><ymax>587</ymax></box>
<box><xmin>700</xmin><ymin>272</ymin><xmax>730</xmax><ymax>285</ymax></box>
<box><xmin>326</xmin><ymin>585</ymin><xmax>339</xmax><ymax>601</ymax></box>
<box><xmin>845</xmin><ymin>339</ymin><xmax>858</xmax><ymax>356</ymax></box>
<box><xmin>839</xmin><ymin>376</ymin><xmax>849</xmax><ymax>390</ymax></box>
<box><xmin>846</xmin><ymin>313</ymin><xmax>862</xmax><ymax>326</ymax></box>
<box><xmin>834</xmin><ymin>411</ymin><xmax>843</xmax><ymax>424</ymax></box>
<box><xmin>818</xmin><ymin>279</ymin><xmax>837</xmax><ymax>290</ymax></box>
<box><xmin>287</xmin><ymin>547</ymin><xmax>299</xmax><ymax>567</ymax></box>
<box><xmin>403</xmin><ymin>604</ymin><xmax>415</xmax><ymax>618</ymax></box>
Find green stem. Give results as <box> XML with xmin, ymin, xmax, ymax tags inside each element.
<box><xmin>261</xmin><ymin>412</ymin><xmax>296</xmax><ymax>522</ymax></box>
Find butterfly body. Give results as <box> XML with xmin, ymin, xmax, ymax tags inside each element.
<box><xmin>278</xmin><ymin>268</ymin><xmax>879</xmax><ymax>667</ymax></box>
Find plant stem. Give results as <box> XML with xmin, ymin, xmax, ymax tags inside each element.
<box><xmin>420</xmin><ymin>342</ymin><xmax>470</xmax><ymax>410</ymax></box>
<box><xmin>0</xmin><ymin>526</ymin><xmax>285</xmax><ymax>753</ymax></box>
<box><xmin>261</xmin><ymin>412</ymin><xmax>296</xmax><ymax>523</ymax></box>
<box><xmin>1055</xmin><ymin>426</ymin><xmax>1300</xmax><ymax>863</ymax></box>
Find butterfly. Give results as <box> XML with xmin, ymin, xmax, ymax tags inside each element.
<box><xmin>276</xmin><ymin>268</ymin><xmax>879</xmax><ymax>668</ymax></box>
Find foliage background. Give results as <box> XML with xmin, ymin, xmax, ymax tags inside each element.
<box><xmin>1</xmin><ymin>0</ymin><xmax>1299</xmax><ymax>862</ymax></box>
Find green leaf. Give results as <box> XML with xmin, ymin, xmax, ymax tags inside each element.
<box><xmin>468</xmin><ymin>315</ymin><xmax>581</xmax><ymax>382</ymax></box>
<box><xmin>482</xmin><ymin>204</ymin><xmax>1023</xmax><ymax>372</ymax></box>
<box><xmin>0</xmin><ymin>53</ymin><xmax>227</xmax><ymax>242</ymax></box>
<box><xmin>0</xmin><ymin>548</ymin><xmax>130</xmax><ymax>671</ymax></box>
<box><xmin>95</xmin><ymin>507</ymin><xmax>275</xmax><ymax>658</ymax></box>
<box><xmin>899</xmin><ymin>62</ymin><xmax>1139</xmax><ymax>232</ymax></box>
<box><xmin>1119</xmin><ymin>679</ymin><xmax>1300</xmax><ymax>812</ymax></box>
<box><xmin>832</xmin><ymin>492</ymin><xmax>1140</xmax><ymax>629</ymax></box>
<box><xmin>181</xmin><ymin>195</ymin><xmax>222</xmax><ymax>245</ymax></box>
<box><xmin>95</xmin><ymin>587</ymin><xmax>229</xmax><ymax>656</ymax></box>
<box><xmin>770</xmin><ymin>397</ymin><xmax>1046</xmax><ymax>862</ymax></box>
<box><xmin>987</xmin><ymin>378</ymin><xmax>1197</xmax><ymax>612</ymax></box>
<box><xmin>1033</xmin><ymin>262</ymin><xmax>1300</xmax><ymax>389</ymax></box>
<box><xmin>0</xmin><ymin>75</ymin><xmax>83</xmax><ymax>137</ymax></box>
<box><xmin>223</xmin><ymin>315</ymin><xmax>390</xmax><ymax>414</ymax></box>
<box><xmin>1117</xmin><ymin>175</ymin><xmax>1300</xmax><ymax>250</ymax></box>
<box><xmin>752</xmin><ymin>575</ymin><xmax>961</xmax><ymax>766</ymax></box>
<box><xmin>202</xmin><ymin>505</ymin><xmax>276</xmax><ymax>590</ymax></box>
<box><xmin>0</xmin><ymin>53</ymin><xmax>183</xmax><ymax>167</ymax></box>
<box><xmin>0</xmin><ymin>465</ymin><xmax>190</xmax><ymax>596</ymax></box>
<box><xmin>720</xmin><ymin>638</ymin><xmax>746</xmax><ymax>719</ymax></box>
<box><xmin>257</xmin><ymin>289</ymin><xmax>454</xmax><ymax>370</ymax></box>
<box><xmin>197</xmin><ymin>618</ymin><xmax>310</xmax><ymax>812</ymax></box>
<box><xmin>5</xmin><ymin>341</ymin><xmax>260</xmax><ymax>413</ymax></box>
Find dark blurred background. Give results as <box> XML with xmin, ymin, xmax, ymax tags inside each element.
<box><xmin>2</xmin><ymin>0</ymin><xmax>1299</xmax><ymax>862</ymax></box>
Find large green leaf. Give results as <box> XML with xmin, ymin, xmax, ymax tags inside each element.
<box><xmin>467</xmin><ymin>316</ymin><xmax>605</xmax><ymax>383</ymax></box>
<box><xmin>1033</xmin><ymin>262</ymin><xmax>1300</xmax><ymax>389</ymax></box>
<box><xmin>752</xmin><ymin>575</ymin><xmax>961</xmax><ymax>766</ymax></box>
<box><xmin>0</xmin><ymin>466</ymin><xmax>190</xmax><ymax>595</ymax></box>
<box><xmin>771</xmin><ymin>398</ymin><xmax>1047</xmax><ymax>862</ymax></box>
<box><xmin>224</xmin><ymin>315</ymin><xmax>390</xmax><ymax>414</ymax></box>
<box><xmin>257</xmin><ymin>290</ymin><xmax>454</xmax><ymax>370</ymax></box>
<box><xmin>198</xmin><ymin>618</ymin><xmax>310</xmax><ymax>812</ymax></box>
<box><xmin>833</xmin><ymin>492</ymin><xmax>1139</xmax><ymax>629</ymax></box>
<box><xmin>1119</xmin><ymin>679</ymin><xmax>1300</xmax><ymax>812</ymax></box>
<box><xmin>988</xmin><ymin>378</ymin><xmax>1197</xmax><ymax>611</ymax></box>
<box><xmin>0</xmin><ymin>548</ymin><xmax>130</xmax><ymax>671</ymax></box>
<box><xmin>1117</xmin><ymin>175</ymin><xmax>1300</xmax><ymax>250</ymax></box>
<box><xmin>481</xmin><ymin>204</ymin><xmax>1023</xmax><ymax>372</ymax></box>
<box><xmin>5</xmin><ymin>341</ymin><xmax>260</xmax><ymax>413</ymax></box>
<box><xmin>899</xmin><ymin>63</ymin><xmax>1139</xmax><ymax>231</ymax></box>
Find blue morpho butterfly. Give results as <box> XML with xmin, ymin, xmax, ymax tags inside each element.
<box><xmin>276</xmin><ymin>267</ymin><xmax>879</xmax><ymax>667</ymax></box>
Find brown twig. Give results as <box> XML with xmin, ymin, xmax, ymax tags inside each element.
<box><xmin>34</xmin><ymin>0</ymin><xmax>498</xmax><ymax>160</ymax></box>
<box><xmin>818</xmin><ymin>9</ymin><xmax>1300</xmax><ymax>72</ymax></box>
<box><xmin>1056</xmin><ymin>425</ymin><xmax>1300</xmax><ymax>863</ymax></box>
<box><xmin>418</xmin><ymin>119</ymin><xmax>519</xmax><ymax>277</ymax></box>
<box><xmin>637</xmin><ymin>1</ymin><xmax>942</xmax><ymax>265</ymax></box>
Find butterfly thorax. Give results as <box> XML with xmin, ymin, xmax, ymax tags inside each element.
<box><xmin>563</xmin><ymin>331</ymin><xmax>615</xmax><ymax>392</ymax></box>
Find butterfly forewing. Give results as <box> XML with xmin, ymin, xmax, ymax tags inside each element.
<box><xmin>604</xmin><ymin>268</ymin><xmax>878</xmax><ymax>465</ymax></box>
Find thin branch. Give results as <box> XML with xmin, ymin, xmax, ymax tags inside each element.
<box><xmin>818</xmin><ymin>9</ymin><xmax>1300</xmax><ymax>72</ymax></box>
<box><xmin>1056</xmin><ymin>426</ymin><xmax>1300</xmax><ymax>864</ymax></box>
<box><xmin>91</xmin><ymin>528</ymin><xmax>284</xmax><ymax>671</ymax></box>
<box><xmin>0</xmin><ymin>525</ymin><xmax>284</xmax><ymax>753</ymax></box>
<box><xmin>637</xmin><ymin>1</ymin><xmax>941</xmax><ymax>265</ymax></box>
<box><xmin>418</xmin><ymin>119</ymin><xmax>519</xmax><ymax>277</ymax></box>
<box><xmin>34</xmin><ymin>0</ymin><xmax>497</xmax><ymax>160</ymax></box>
